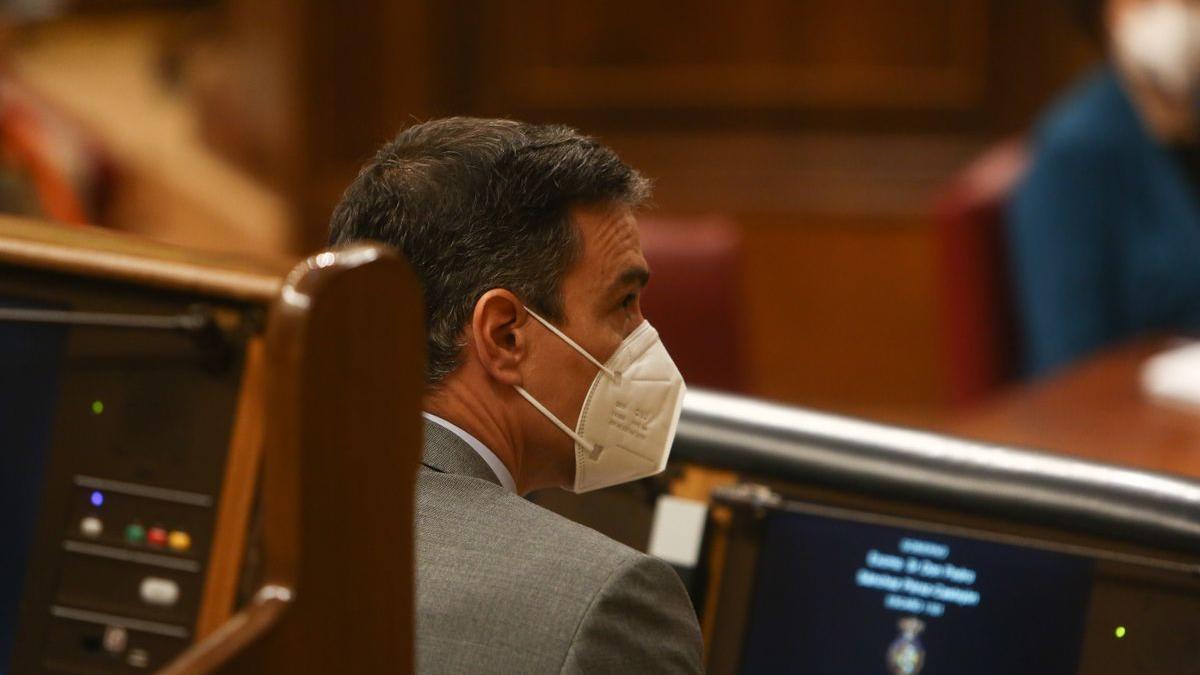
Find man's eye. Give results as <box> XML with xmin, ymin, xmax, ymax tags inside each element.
<box><xmin>620</xmin><ymin>293</ymin><xmax>637</xmax><ymax>310</ymax></box>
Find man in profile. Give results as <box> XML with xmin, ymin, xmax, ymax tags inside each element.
<box><xmin>329</xmin><ymin>118</ymin><xmax>703</xmax><ymax>674</ymax></box>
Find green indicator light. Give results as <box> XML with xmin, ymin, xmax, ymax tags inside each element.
<box><xmin>1115</xmin><ymin>626</ymin><xmax>1126</xmax><ymax>639</ymax></box>
<box><xmin>125</xmin><ymin>523</ymin><xmax>145</xmax><ymax>544</ymax></box>
<box><xmin>91</xmin><ymin>400</ymin><xmax>104</xmax><ymax>415</ymax></box>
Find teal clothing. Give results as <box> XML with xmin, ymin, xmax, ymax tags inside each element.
<box><xmin>1008</xmin><ymin>68</ymin><xmax>1200</xmax><ymax>376</ymax></box>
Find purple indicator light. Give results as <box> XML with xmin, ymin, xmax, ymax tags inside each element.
<box><xmin>90</xmin><ymin>491</ymin><xmax>104</xmax><ymax>507</ymax></box>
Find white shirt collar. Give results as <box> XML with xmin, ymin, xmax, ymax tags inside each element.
<box><xmin>421</xmin><ymin>412</ymin><xmax>517</xmax><ymax>493</ymax></box>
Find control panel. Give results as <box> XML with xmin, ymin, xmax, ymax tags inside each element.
<box><xmin>2</xmin><ymin>267</ymin><xmax>252</xmax><ymax>674</ymax></box>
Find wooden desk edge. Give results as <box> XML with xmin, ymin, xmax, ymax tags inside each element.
<box><xmin>0</xmin><ymin>216</ymin><xmax>291</xmax><ymax>302</ymax></box>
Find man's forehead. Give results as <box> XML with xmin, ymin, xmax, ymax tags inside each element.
<box><xmin>571</xmin><ymin>206</ymin><xmax>648</xmax><ymax>281</ymax></box>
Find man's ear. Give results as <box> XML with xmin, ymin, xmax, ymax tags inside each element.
<box><xmin>469</xmin><ymin>289</ymin><xmax>527</xmax><ymax>386</ymax></box>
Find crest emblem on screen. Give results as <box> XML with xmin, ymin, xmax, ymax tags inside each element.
<box><xmin>886</xmin><ymin>616</ymin><xmax>926</xmax><ymax>675</ymax></box>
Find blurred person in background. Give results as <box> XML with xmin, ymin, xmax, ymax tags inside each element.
<box><xmin>1009</xmin><ymin>0</ymin><xmax>1200</xmax><ymax>376</ymax></box>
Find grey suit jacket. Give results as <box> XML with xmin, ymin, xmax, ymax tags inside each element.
<box><xmin>416</xmin><ymin>420</ymin><xmax>704</xmax><ymax>674</ymax></box>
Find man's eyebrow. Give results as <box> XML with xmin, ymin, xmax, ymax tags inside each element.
<box><xmin>607</xmin><ymin>266</ymin><xmax>650</xmax><ymax>296</ymax></box>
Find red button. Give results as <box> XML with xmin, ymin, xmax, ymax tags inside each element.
<box><xmin>146</xmin><ymin>527</ymin><xmax>167</xmax><ymax>548</ymax></box>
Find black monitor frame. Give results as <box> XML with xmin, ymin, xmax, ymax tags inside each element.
<box><xmin>702</xmin><ymin>483</ymin><xmax>1200</xmax><ymax>674</ymax></box>
<box><xmin>671</xmin><ymin>390</ymin><xmax>1200</xmax><ymax>674</ymax></box>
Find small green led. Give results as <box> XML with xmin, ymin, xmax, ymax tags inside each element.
<box><xmin>124</xmin><ymin>523</ymin><xmax>145</xmax><ymax>545</ymax></box>
<box><xmin>1115</xmin><ymin>626</ymin><xmax>1126</xmax><ymax>639</ymax></box>
<box><xmin>91</xmin><ymin>400</ymin><xmax>104</xmax><ymax>415</ymax></box>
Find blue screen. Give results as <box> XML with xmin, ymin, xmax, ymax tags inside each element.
<box><xmin>0</xmin><ymin>299</ymin><xmax>69</xmax><ymax>672</ymax></box>
<box><xmin>739</xmin><ymin>509</ymin><xmax>1094</xmax><ymax>674</ymax></box>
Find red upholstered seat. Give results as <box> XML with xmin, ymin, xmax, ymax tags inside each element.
<box><xmin>639</xmin><ymin>216</ymin><xmax>747</xmax><ymax>393</ymax></box>
<box><xmin>932</xmin><ymin>138</ymin><xmax>1029</xmax><ymax>406</ymax></box>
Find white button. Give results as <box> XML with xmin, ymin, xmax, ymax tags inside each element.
<box><xmin>139</xmin><ymin>577</ymin><xmax>179</xmax><ymax>607</ymax></box>
<box><xmin>103</xmin><ymin>625</ymin><xmax>127</xmax><ymax>654</ymax></box>
<box><xmin>80</xmin><ymin>516</ymin><xmax>103</xmax><ymax>538</ymax></box>
<box><xmin>127</xmin><ymin>648</ymin><xmax>149</xmax><ymax>668</ymax></box>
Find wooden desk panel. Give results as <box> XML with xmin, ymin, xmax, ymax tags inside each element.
<box><xmin>947</xmin><ymin>338</ymin><xmax>1200</xmax><ymax>479</ymax></box>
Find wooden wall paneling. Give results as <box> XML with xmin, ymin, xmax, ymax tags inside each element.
<box><xmin>472</xmin><ymin>0</ymin><xmax>989</xmax><ymax>114</ymax></box>
<box><xmin>203</xmin><ymin>0</ymin><xmax>439</xmax><ymax>252</ymax></box>
<box><xmin>599</xmin><ymin>132</ymin><xmax>977</xmax><ymax>418</ymax></box>
<box><xmin>605</xmin><ymin>131</ymin><xmax>984</xmax><ymax>217</ymax></box>
<box><xmin>737</xmin><ymin>213</ymin><xmax>943</xmax><ymax>418</ymax></box>
<box><xmin>985</xmin><ymin>0</ymin><xmax>1101</xmax><ymax>134</ymax></box>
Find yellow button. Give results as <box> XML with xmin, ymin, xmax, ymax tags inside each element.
<box><xmin>167</xmin><ymin>530</ymin><xmax>191</xmax><ymax>552</ymax></box>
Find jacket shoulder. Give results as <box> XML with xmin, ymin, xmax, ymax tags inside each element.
<box><xmin>561</xmin><ymin>552</ymin><xmax>704</xmax><ymax>674</ymax></box>
<box><xmin>416</xmin><ymin>469</ymin><xmax>679</xmax><ymax>673</ymax></box>
<box><xmin>1033</xmin><ymin>69</ymin><xmax>1140</xmax><ymax>160</ymax></box>
<box><xmin>417</xmin><ymin>468</ymin><xmax>643</xmax><ymax>573</ymax></box>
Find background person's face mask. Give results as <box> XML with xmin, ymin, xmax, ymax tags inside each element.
<box><xmin>1115</xmin><ymin>0</ymin><xmax>1200</xmax><ymax>99</ymax></box>
<box><xmin>514</xmin><ymin>307</ymin><xmax>687</xmax><ymax>493</ymax></box>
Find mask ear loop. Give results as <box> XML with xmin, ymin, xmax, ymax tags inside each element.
<box><xmin>513</xmin><ymin>386</ymin><xmax>602</xmax><ymax>458</ymax></box>
<box><xmin>523</xmin><ymin>306</ymin><xmax>621</xmax><ymax>384</ymax></box>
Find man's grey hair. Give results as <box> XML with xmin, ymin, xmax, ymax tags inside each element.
<box><xmin>329</xmin><ymin>117</ymin><xmax>651</xmax><ymax>385</ymax></box>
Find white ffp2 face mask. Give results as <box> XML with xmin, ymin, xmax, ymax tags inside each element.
<box><xmin>1115</xmin><ymin>1</ymin><xmax>1200</xmax><ymax>98</ymax></box>
<box><xmin>514</xmin><ymin>307</ymin><xmax>687</xmax><ymax>493</ymax></box>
